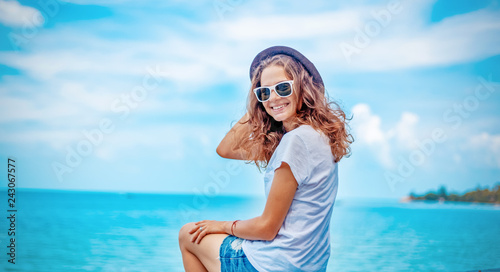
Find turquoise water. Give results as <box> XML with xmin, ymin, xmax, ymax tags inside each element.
<box><xmin>0</xmin><ymin>190</ymin><xmax>499</xmax><ymax>271</ymax></box>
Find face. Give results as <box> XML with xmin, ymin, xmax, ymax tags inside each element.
<box><xmin>259</xmin><ymin>65</ymin><xmax>298</xmax><ymax>130</ymax></box>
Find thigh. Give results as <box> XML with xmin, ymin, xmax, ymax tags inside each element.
<box><xmin>184</xmin><ymin>230</ymin><xmax>229</xmax><ymax>272</ymax></box>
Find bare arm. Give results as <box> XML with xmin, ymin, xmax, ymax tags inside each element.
<box><xmin>229</xmin><ymin>162</ymin><xmax>297</xmax><ymax>240</ymax></box>
<box><xmin>190</xmin><ymin>162</ymin><xmax>297</xmax><ymax>242</ymax></box>
<box><xmin>216</xmin><ymin>113</ymin><xmax>251</xmax><ymax>160</ymax></box>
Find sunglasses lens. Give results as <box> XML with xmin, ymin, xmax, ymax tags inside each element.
<box><xmin>275</xmin><ymin>82</ymin><xmax>292</xmax><ymax>97</ymax></box>
<box><xmin>256</xmin><ymin>88</ymin><xmax>271</xmax><ymax>102</ymax></box>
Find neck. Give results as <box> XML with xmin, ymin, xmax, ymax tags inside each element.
<box><xmin>282</xmin><ymin>120</ymin><xmax>294</xmax><ymax>132</ymax></box>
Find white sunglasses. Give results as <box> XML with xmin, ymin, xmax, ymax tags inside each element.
<box><xmin>253</xmin><ymin>80</ymin><xmax>294</xmax><ymax>102</ymax></box>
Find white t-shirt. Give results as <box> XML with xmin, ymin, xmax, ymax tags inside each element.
<box><xmin>242</xmin><ymin>125</ymin><xmax>338</xmax><ymax>272</ymax></box>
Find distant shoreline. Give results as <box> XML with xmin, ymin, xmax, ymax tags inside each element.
<box><xmin>400</xmin><ymin>196</ymin><xmax>500</xmax><ymax>206</ymax></box>
<box><xmin>403</xmin><ymin>184</ymin><xmax>500</xmax><ymax>205</ymax></box>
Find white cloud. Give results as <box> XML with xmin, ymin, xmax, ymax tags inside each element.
<box><xmin>351</xmin><ymin>104</ymin><xmax>420</xmax><ymax>168</ymax></box>
<box><xmin>60</xmin><ymin>0</ymin><xmax>128</xmax><ymax>5</ymax></box>
<box><xmin>351</xmin><ymin>103</ymin><xmax>393</xmax><ymax>167</ymax></box>
<box><xmin>0</xmin><ymin>121</ymin><xmax>226</xmax><ymax>160</ymax></box>
<box><xmin>0</xmin><ymin>95</ymin><xmax>81</xmax><ymax>124</ymax></box>
<box><xmin>351</xmin><ymin>103</ymin><xmax>385</xmax><ymax>144</ymax></box>
<box><xmin>0</xmin><ymin>0</ymin><xmax>44</xmax><ymax>27</ymax></box>
<box><xmin>0</xmin><ymin>127</ymin><xmax>81</xmax><ymax>150</ymax></box>
<box><xmin>336</xmin><ymin>8</ymin><xmax>500</xmax><ymax>70</ymax></box>
<box><xmin>388</xmin><ymin>112</ymin><xmax>419</xmax><ymax>149</ymax></box>
<box><xmin>209</xmin><ymin>10</ymin><xmax>363</xmax><ymax>41</ymax></box>
<box><xmin>468</xmin><ymin>132</ymin><xmax>500</xmax><ymax>168</ymax></box>
<box><xmin>0</xmin><ymin>46</ymin><xmax>152</xmax><ymax>80</ymax></box>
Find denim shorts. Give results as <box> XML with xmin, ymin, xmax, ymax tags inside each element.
<box><xmin>219</xmin><ymin>235</ymin><xmax>259</xmax><ymax>272</ymax></box>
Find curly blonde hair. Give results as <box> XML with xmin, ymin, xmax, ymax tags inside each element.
<box><xmin>234</xmin><ymin>54</ymin><xmax>353</xmax><ymax>168</ymax></box>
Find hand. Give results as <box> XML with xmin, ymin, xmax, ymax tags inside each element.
<box><xmin>189</xmin><ymin>220</ymin><xmax>229</xmax><ymax>244</ymax></box>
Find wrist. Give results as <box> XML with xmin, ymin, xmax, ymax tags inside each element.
<box><xmin>224</xmin><ymin>221</ymin><xmax>232</xmax><ymax>234</ymax></box>
<box><xmin>230</xmin><ymin>220</ymin><xmax>240</xmax><ymax>236</ymax></box>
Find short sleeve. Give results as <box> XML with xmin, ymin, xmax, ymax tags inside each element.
<box><xmin>273</xmin><ymin>133</ymin><xmax>310</xmax><ymax>186</ymax></box>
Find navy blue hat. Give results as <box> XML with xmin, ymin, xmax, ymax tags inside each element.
<box><xmin>249</xmin><ymin>46</ymin><xmax>324</xmax><ymax>88</ymax></box>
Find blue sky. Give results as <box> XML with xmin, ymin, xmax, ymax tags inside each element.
<box><xmin>0</xmin><ymin>0</ymin><xmax>499</xmax><ymax>199</ymax></box>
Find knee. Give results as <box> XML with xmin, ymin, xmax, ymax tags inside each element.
<box><xmin>178</xmin><ymin>222</ymin><xmax>196</xmax><ymax>249</ymax></box>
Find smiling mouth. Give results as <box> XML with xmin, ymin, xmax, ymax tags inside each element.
<box><xmin>271</xmin><ymin>103</ymin><xmax>289</xmax><ymax>111</ymax></box>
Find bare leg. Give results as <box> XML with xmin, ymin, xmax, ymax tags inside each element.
<box><xmin>179</xmin><ymin>222</ymin><xmax>229</xmax><ymax>272</ymax></box>
<box><xmin>180</xmin><ymin>245</ymin><xmax>208</xmax><ymax>272</ymax></box>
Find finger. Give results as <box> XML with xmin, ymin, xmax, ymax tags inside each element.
<box><xmin>190</xmin><ymin>225</ymin><xmax>206</xmax><ymax>242</ymax></box>
<box><xmin>188</xmin><ymin>224</ymin><xmax>200</xmax><ymax>234</ymax></box>
<box><xmin>190</xmin><ymin>228</ymin><xmax>200</xmax><ymax>243</ymax></box>
<box><xmin>194</xmin><ymin>220</ymin><xmax>207</xmax><ymax>225</ymax></box>
<box><xmin>196</xmin><ymin>230</ymin><xmax>206</xmax><ymax>244</ymax></box>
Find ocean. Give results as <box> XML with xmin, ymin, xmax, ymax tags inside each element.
<box><xmin>0</xmin><ymin>190</ymin><xmax>499</xmax><ymax>272</ymax></box>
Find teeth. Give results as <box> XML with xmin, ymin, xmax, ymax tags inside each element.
<box><xmin>273</xmin><ymin>104</ymin><xmax>287</xmax><ymax>110</ymax></box>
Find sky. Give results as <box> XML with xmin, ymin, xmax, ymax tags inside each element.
<box><xmin>0</xmin><ymin>0</ymin><xmax>499</xmax><ymax>199</ymax></box>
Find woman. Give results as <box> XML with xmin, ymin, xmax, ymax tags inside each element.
<box><xmin>178</xmin><ymin>46</ymin><xmax>352</xmax><ymax>271</ymax></box>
